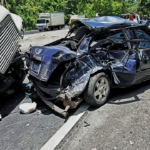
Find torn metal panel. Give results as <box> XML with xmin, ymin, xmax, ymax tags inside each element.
<box><xmin>64</xmin><ymin>55</ymin><xmax>108</xmax><ymax>99</ymax></box>
<box><xmin>27</xmin><ymin>46</ymin><xmax>77</xmax><ymax>82</ymax></box>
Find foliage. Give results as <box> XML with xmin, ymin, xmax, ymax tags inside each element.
<box><xmin>3</xmin><ymin>0</ymin><xmax>150</xmax><ymax>30</ymax></box>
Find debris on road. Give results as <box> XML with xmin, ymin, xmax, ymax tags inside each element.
<box><xmin>129</xmin><ymin>140</ymin><xmax>134</xmax><ymax>145</ymax></box>
<box><xmin>25</xmin><ymin>82</ymin><xmax>34</xmax><ymax>92</ymax></box>
<box><xmin>37</xmin><ymin>108</ymin><xmax>47</xmax><ymax>115</ymax></box>
<box><xmin>91</xmin><ymin>148</ymin><xmax>97</xmax><ymax>150</ymax></box>
<box><xmin>19</xmin><ymin>102</ymin><xmax>37</xmax><ymax>114</ymax></box>
<box><xmin>84</xmin><ymin>121</ymin><xmax>90</xmax><ymax>127</ymax></box>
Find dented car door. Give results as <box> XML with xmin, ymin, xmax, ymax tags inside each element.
<box><xmin>135</xmin><ymin>29</ymin><xmax>150</xmax><ymax>82</ymax></box>
<box><xmin>107</xmin><ymin>29</ymin><xmax>139</xmax><ymax>86</ymax></box>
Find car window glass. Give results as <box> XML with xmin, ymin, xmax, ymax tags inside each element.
<box><xmin>106</xmin><ymin>31</ymin><xmax>128</xmax><ymax>50</ymax></box>
<box><xmin>90</xmin><ymin>30</ymin><xmax>128</xmax><ymax>50</ymax></box>
<box><xmin>135</xmin><ymin>29</ymin><xmax>150</xmax><ymax>49</ymax></box>
<box><xmin>106</xmin><ymin>31</ymin><xmax>125</xmax><ymax>42</ymax></box>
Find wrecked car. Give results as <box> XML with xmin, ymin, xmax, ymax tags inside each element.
<box><xmin>25</xmin><ymin>16</ymin><xmax>150</xmax><ymax>117</ymax></box>
<box><xmin>0</xmin><ymin>6</ymin><xmax>26</xmax><ymax>96</ymax></box>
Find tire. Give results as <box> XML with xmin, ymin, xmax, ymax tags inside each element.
<box><xmin>84</xmin><ymin>72</ymin><xmax>111</xmax><ymax>107</ymax></box>
<box><xmin>39</xmin><ymin>30</ymin><xmax>41</xmax><ymax>32</ymax></box>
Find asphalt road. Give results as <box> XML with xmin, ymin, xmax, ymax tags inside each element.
<box><xmin>24</xmin><ymin>26</ymin><xmax>69</xmax><ymax>35</ymax></box>
<box><xmin>21</xmin><ymin>28</ymin><xmax>69</xmax><ymax>52</ymax></box>
<box><xmin>56</xmin><ymin>80</ymin><xmax>150</xmax><ymax>150</ymax></box>
<box><xmin>0</xmin><ymin>77</ymin><xmax>77</xmax><ymax>150</ymax></box>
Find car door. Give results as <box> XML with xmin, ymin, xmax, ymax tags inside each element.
<box><xmin>107</xmin><ymin>29</ymin><xmax>139</xmax><ymax>86</ymax></box>
<box><xmin>134</xmin><ymin>28</ymin><xmax>150</xmax><ymax>82</ymax></box>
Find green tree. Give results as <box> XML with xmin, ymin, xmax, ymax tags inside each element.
<box><xmin>4</xmin><ymin>0</ymin><xmax>150</xmax><ymax>30</ymax></box>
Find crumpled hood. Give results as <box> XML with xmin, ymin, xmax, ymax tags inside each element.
<box><xmin>26</xmin><ymin>46</ymin><xmax>77</xmax><ymax>81</ymax></box>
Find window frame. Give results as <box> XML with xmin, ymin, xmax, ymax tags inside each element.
<box><xmin>90</xmin><ymin>29</ymin><xmax>130</xmax><ymax>51</ymax></box>
<box><xmin>129</xmin><ymin>27</ymin><xmax>150</xmax><ymax>50</ymax></box>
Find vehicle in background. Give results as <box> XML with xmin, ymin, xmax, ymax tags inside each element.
<box><xmin>0</xmin><ymin>5</ymin><xmax>26</xmax><ymax>96</ymax></box>
<box><xmin>121</xmin><ymin>13</ymin><xmax>140</xmax><ymax>23</ymax></box>
<box><xmin>69</xmin><ymin>14</ymin><xmax>86</xmax><ymax>30</ymax></box>
<box><xmin>36</xmin><ymin>12</ymin><xmax>65</xmax><ymax>31</ymax></box>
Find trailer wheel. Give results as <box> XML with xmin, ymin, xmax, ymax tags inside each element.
<box><xmin>84</xmin><ymin>72</ymin><xmax>110</xmax><ymax>107</ymax></box>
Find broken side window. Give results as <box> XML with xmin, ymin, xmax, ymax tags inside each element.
<box><xmin>90</xmin><ymin>30</ymin><xmax>128</xmax><ymax>51</ymax></box>
<box><xmin>135</xmin><ymin>29</ymin><xmax>150</xmax><ymax>49</ymax></box>
<box><xmin>106</xmin><ymin>30</ymin><xmax>128</xmax><ymax>50</ymax></box>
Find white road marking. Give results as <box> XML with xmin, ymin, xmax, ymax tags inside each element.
<box><xmin>41</xmin><ymin>103</ymin><xmax>89</xmax><ymax>150</ymax></box>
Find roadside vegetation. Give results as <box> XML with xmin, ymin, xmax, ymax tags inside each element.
<box><xmin>4</xmin><ymin>0</ymin><xmax>150</xmax><ymax>30</ymax></box>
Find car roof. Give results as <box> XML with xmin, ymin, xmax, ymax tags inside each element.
<box><xmin>79</xmin><ymin>16</ymin><xmax>138</xmax><ymax>29</ymax></box>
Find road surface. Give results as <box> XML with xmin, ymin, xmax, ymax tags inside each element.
<box><xmin>24</xmin><ymin>26</ymin><xmax>69</xmax><ymax>35</ymax></box>
<box><xmin>56</xmin><ymin>81</ymin><xmax>150</xmax><ymax>150</ymax></box>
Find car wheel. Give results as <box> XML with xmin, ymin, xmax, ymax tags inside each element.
<box><xmin>84</xmin><ymin>72</ymin><xmax>110</xmax><ymax>107</ymax></box>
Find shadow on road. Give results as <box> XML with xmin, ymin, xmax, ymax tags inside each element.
<box><xmin>25</xmin><ymin>26</ymin><xmax>68</xmax><ymax>35</ymax></box>
<box><xmin>0</xmin><ymin>85</ymin><xmax>26</xmax><ymax>119</ymax></box>
<box><xmin>89</xmin><ymin>80</ymin><xmax>150</xmax><ymax>112</ymax></box>
<box><xmin>109</xmin><ymin>80</ymin><xmax>150</xmax><ymax>105</ymax></box>
<box><xmin>0</xmin><ymin>84</ymin><xmax>54</xmax><ymax>119</ymax></box>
